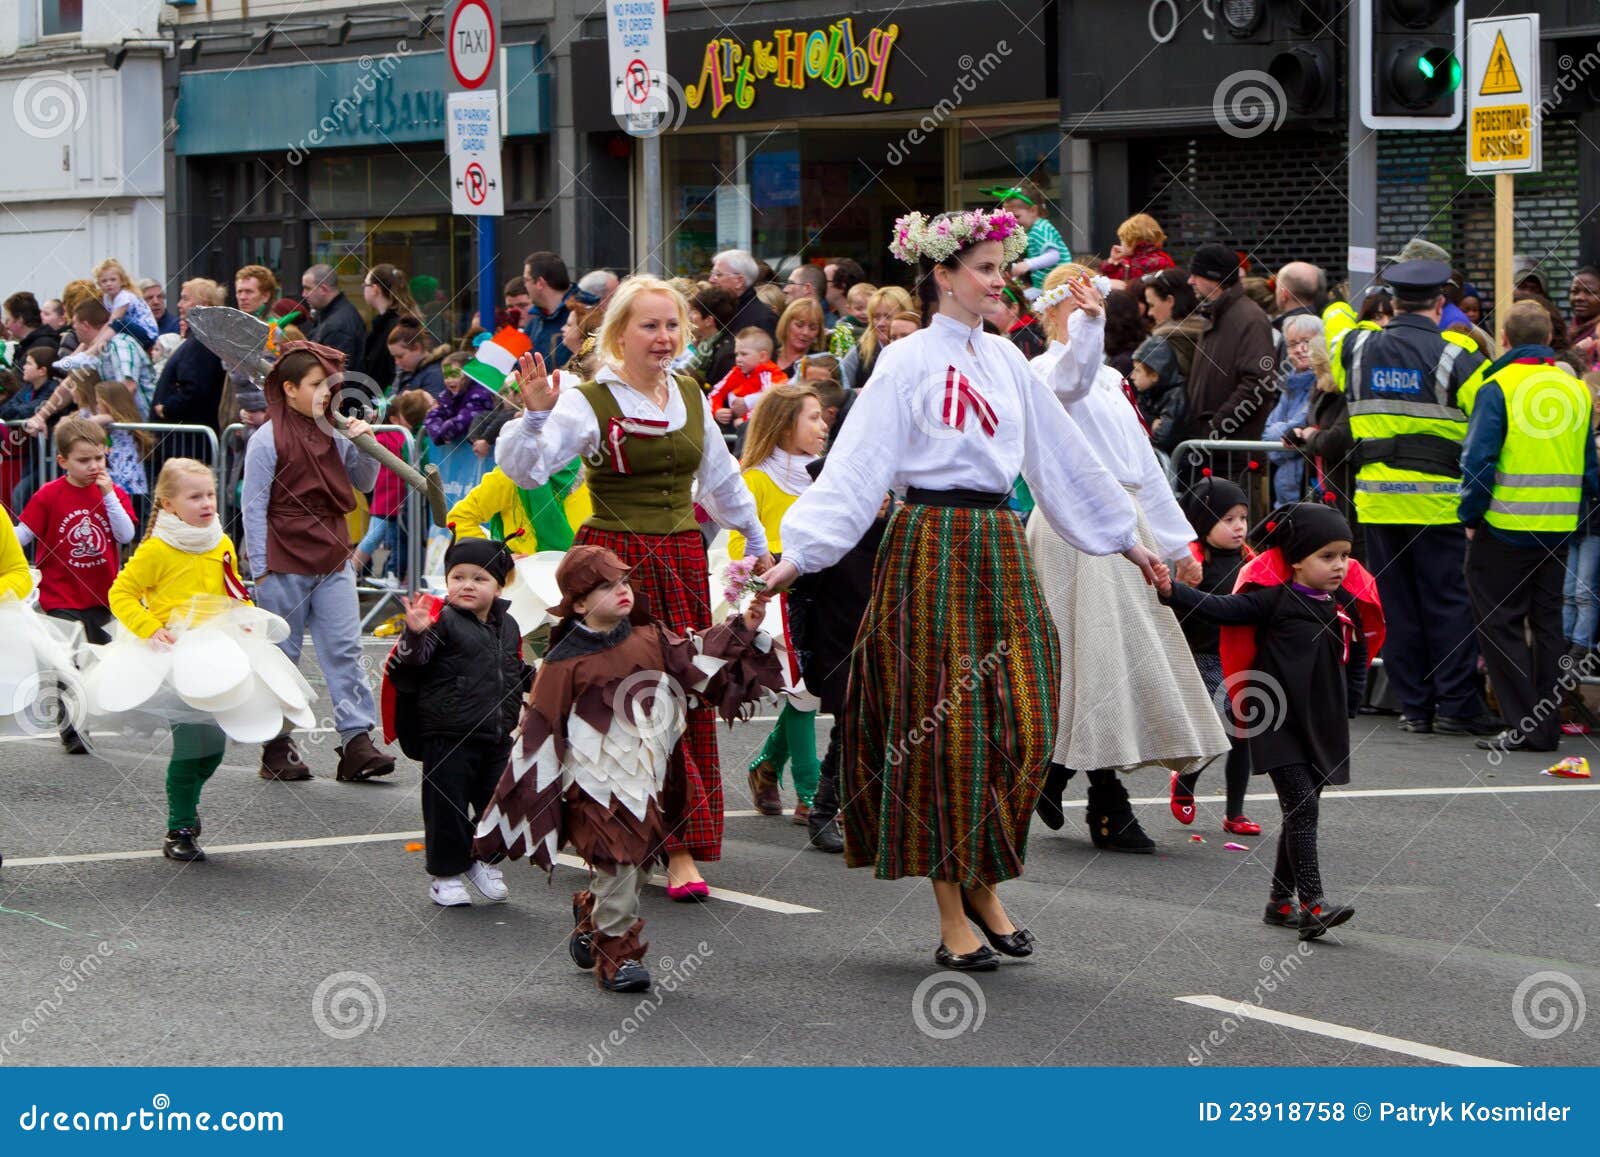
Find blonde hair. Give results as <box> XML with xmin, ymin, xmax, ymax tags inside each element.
<box><xmin>145</xmin><ymin>458</ymin><xmax>214</xmax><ymax>540</ymax></box>
<box><xmin>776</xmin><ymin>298</ymin><xmax>826</xmax><ymax>354</ymax></box>
<box><xmin>96</xmin><ymin>380</ymin><xmax>155</xmax><ymax>458</ymax></box>
<box><xmin>1307</xmin><ymin>338</ymin><xmax>1336</xmax><ymax>394</ymax></box>
<box><xmin>846</xmin><ymin>282</ymin><xmax>877</xmax><ymax>310</ymax></box>
<box><xmin>180</xmin><ymin>277</ymin><xmax>226</xmax><ymax>307</ymax></box>
<box><xmin>860</xmin><ymin>285</ymin><xmax>915</xmax><ymax>364</ymax></box>
<box><xmin>1116</xmin><ymin>213</ymin><xmax>1166</xmax><ymax>249</ymax></box>
<box><xmin>755</xmin><ymin>283</ymin><xmax>788</xmax><ymax>316</ymax></box>
<box><xmin>1039</xmin><ymin>262</ymin><xmax>1098</xmax><ymax>342</ymax></box>
<box><xmin>596</xmin><ymin>276</ymin><xmax>690</xmax><ymax>366</ymax></box>
<box><xmin>741</xmin><ymin>383</ymin><xmax>820</xmax><ymax>469</ymax></box>
<box><xmin>93</xmin><ymin>258</ymin><xmax>133</xmax><ymax>292</ymax></box>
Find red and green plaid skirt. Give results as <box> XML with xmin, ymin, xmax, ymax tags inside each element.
<box><xmin>573</xmin><ymin>525</ymin><xmax>723</xmax><ymax>861</ymax></box>
<box><xmin>842</xmin><ymin>503</ymin><xmax>1060</xmax><ymax>884</ymax></box>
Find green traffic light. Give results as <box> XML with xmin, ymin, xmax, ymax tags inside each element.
<box><xmin>1418</xmin><ymin>57</ymin><xmax>1435</xmax><ymax>78</ymax></box>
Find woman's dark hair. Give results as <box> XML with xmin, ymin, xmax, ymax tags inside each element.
<box><xmin>364</xmin><ymin>263</ymin><xmax>420</xmax><ymax>317</ymax></box>
<box><xmin>1142</xmin><ymin>267</ymin><xmax>1197</xmax><ymax>320</ymax></box>
<box><xmin>1104</xmin><ymin>289</ymin><xmax>1146</xmax><ymax>357</ymax></box>
<box><xmin>1358</xmin><ymin>286</ymin><xmax>1394</xmax><ymax>324</ymax></box>
<box><xmin>387</xmin><ymin>317</ymin><xmax>434</xmax><ymax>349</ymax></box>
<box><xmin>689</xmin><ymin>285</ymin><xmax>739</xmax><ymax>328</ymax></box>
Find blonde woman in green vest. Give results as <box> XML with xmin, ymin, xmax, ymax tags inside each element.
<box><xmin>1458</xmin><ymin>299</ymin><xmax>1600</xmax><ymax>754</ymax></box>
<box><xmin>497</xmin><ymin>276</ymin><xmax>774</xmax><ymax>900</ymax></box>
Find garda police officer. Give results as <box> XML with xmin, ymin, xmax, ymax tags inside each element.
<box><xmin>1458</xmin><ymin>300</ymin><xmax>1599</xmax><ymax>752</ymax></box>
<box><xmin>1327</xmin><ymin>259</ymin><xmax>1500</xmax><ymax>735</ymax></box>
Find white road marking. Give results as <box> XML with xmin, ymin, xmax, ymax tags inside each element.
<box><xmin>1120</xmin><ymin>783</ymin><xmax>1600</xmax><ymax>808</ymax></box>
<box><xmin>2</xmin><ymin>831</ymin><xmax>820</xmax><ymax>913</ymax></box>
<box><xmin>1175</xmin><ymin>995</ymin><xmax>1515</xmax><ymax>1067</ymax></box>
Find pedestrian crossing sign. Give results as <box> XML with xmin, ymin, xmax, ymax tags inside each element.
<box><xmin>1466</xmin><ymin>14</ymin><xmax>1540</xmax><ymax>174</ymax></box>
<box><xmin>1478</xmin><ymin>31</ymin><xmax>1522</xmax><ymax>95</ymax></box>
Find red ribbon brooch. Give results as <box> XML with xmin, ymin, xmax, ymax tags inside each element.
<box><xmin>941</xmin><ymin>366</ymin><xmax>997</xmax><ymax>436</ymax></box>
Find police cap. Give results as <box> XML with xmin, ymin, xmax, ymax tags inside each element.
<box><xmin>1381</xmin><ymin>260</ymin><xmax>1451</xmax><ymax>297</ymax></box>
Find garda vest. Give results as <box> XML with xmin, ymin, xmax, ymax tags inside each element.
<box><xmin>576</xmin><ymin>375</ymin><xmax>706</xmax><ymax>535</ymax></box>
<box><xmin>1459</xmin><ymin>362</ymin><xmax>1590</xmax><ymax>534</ymax></box>
<box><xmin>1341</xmin><ymin>326</ymin><xmax>1482</xmax><ymax>525</ymax></box>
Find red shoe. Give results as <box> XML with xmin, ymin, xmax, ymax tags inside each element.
<box><xmin>1222</xmin><ymin>815</ymin><xmax>1262</xmax><ymax>836</ymax></box>
<box><xmin>1169</xmin><ymin>772</ymin><xmax>1194</xmax><ymax>825</ymax></box>
<box><xmin>666</xmin><ymin>880</ymin><xmax>710</xmax><ymax>903</ymax></box>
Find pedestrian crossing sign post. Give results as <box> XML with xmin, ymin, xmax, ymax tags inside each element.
<box><xmin>1466</xmin><ymin>14</ymin><xmax>1540</xmax><ymax>174</ymax></box>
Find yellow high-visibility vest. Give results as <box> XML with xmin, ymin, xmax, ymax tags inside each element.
<box><xmin>1460</xmin><ymin>362</ymin><xmax>1591</xmax><ymax>534</ymax></box>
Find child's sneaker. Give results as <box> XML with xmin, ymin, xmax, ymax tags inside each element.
<box><xmin>430</xmin><ymin>876</ymin><xmax>471</xmax><ymax>907</ymax></box>
<box><xmin>600</xmin><ymin>959</ymin><xmax>651</xmax><ymax>994</ymax></box>
<box><xmin>1262</xmin><ymin>899</ymin><xmax>1300</xmax><ymax>927</ymax></box>
<box><xmin>465</xmin><ymin>860</ymin><xmax>508</xmax><ymax>902</ymax></box>
<box><xmin>1297</xmin><ymin>900</ymin><xmax>1355</xmax><ymax>941</ymax></box>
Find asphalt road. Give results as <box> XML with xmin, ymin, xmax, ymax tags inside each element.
<box><xmin>1</xmin><ymin>639</ymin><xmax>1595</xmax><ymax>1068</ymax></box>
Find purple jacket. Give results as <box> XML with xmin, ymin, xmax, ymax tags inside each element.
<box><xmin>423</xmin><ymin>381</ymin><xmax>498</xmax><ymax>444</ymax></box>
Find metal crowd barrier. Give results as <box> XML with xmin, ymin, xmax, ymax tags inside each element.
<box><xmin>1164</xmin><ymin>438</ymin><xmax>1287</xmax><ymax>523</ymax></box>
<box><xmin>221</xmin><ymin>423</ymin><xmax>423</xmax><ymax>631</ymax></box>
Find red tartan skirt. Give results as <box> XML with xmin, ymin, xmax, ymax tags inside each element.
<box><xmin>572</xmin><ymin>525</ymin><xmax>723</xmax><ymax>861</ymax></box>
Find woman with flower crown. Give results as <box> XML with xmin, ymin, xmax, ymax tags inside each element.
<box><xmin>761</xmin><ymin>209</ymin><xmax>1164</xmax><ymax>972</ymax></box>
<box><xmin>1023</xmin><ymin>262</ymin><xmax>1231</xmax><ymax>855</ymax></box>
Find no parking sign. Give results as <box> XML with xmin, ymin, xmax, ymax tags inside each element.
<box><xmin>447</xmin><ymin>92</ymin><xmax>503</xmax><ymax>216</ymax></box>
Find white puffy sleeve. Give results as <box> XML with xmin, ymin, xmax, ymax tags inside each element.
<box><xmin>494</xmin><ymin>384</ymin><xmax>599</xmax><ymax>488</ymax></box>
<box><xmin>779</xmin><ymin>373</ymin><xmax>903</xmax><ymax>574</ymax></box>
<box><xmin>693</xmin><ymin>395</ymin><xmax>767</xmax><ymax>555</ymax></box>
<box><xmin>1017</xmin><ymin>361</ymin><xmax>1139</xmax><ymax>555</ymax></box>
<box><xmin>1134</xmin><ymin>434</ymin><xmax>1197</xmax><ymax>560</ymax></box>
<box><xmin>1048</xmin><ymin>311</ymin><xmax>1107</xmax><ymax>405</ymax></box>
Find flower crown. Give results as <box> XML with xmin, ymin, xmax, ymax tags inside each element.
<box><xmin>888</xmin><ymin>209</ymin><xmax>1028</xmax><ymax>266</ymax></box>
<box><xmin>1035</xmin><ymin>274</ymin><xmax>1114</xmax><ymax>311</ymax></box>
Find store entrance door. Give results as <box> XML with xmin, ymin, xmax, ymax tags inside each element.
<box><xmin>801</xmin><ymin>130</ymin><xmax>943</xmax><ymax>285</ymax></box>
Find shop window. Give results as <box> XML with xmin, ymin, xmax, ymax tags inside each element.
<box><xmin>40</xmin><ymin>0</ymin><xmax>82</xmax><ymax>37</ymax></box>
<box><xmin>957</xmin><ymin>117</ymin><xmax>1060</xmax><ymax>210</ymax></box>
<box><xmin>371</xmin><ymin>151</ymin><xmax>451</xmax><ymax>214</ymax></box>
<box><xmin>664</xmin><ymin>131</ymin><xmax>801</xmax><ymax>278</ymax></box>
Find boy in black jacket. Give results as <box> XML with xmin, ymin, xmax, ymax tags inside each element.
<box><xmin>387</xmin><ymin>535</ymin><xmax>532</xmax><ymax>907</ymax></box>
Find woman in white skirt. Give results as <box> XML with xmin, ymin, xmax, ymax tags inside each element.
<box><xmin>1026</xmin><ymin>263</ymin><xmax>1231</xmax><ymax>852</ymax></box>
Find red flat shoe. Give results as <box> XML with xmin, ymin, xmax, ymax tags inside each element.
<box><xmin>666</xmin><ymin>881</ymin><xmax>710</xmax><ymax>903</ymax></box>
<box><xmin>1169</xmin><ymin>771</ymin><xmax>1194</xmax><ymax>825</ymax></box>
<box><xmin>1222</xmin><ymin>815</ymin><xmax>1262</xmax><ymax>836</ymax></box>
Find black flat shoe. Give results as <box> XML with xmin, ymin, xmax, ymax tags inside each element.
<box><xmin>162</xmin><ymin>828</ymin><xmax>205</xmax><ymax>862</ymax></box>
<box><xmin>960</xmin><ymin>891</ymin><xmax>1035</xmax><ymax>957</ymax></box>
<box><xmin>1397</xmin><ymin>715</ymin><xmax>1432</xmax><ymax>734</ymax></box>
<box><xmin>1034</xmin><ymin>762</ymin><xmax>1072</xmax><ymax>831</ymax></box>
<box><xmin>1297</xmin><ymin>901</ymin><xmax>1355</xmax><ymax>941</ymax></box>
<box><xmin>935</xmin><ymin>943</ymin><xmax>999</xmax><ymax>972</ymax></box>
<box><xmin>1474</xmin><ymin>730</ymin><xmax>1557</xmax><ymax>753</ymax></box>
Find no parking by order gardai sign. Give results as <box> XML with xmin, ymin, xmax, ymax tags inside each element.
<box><xmin>607</xmin><ymin>0</ymin><xmax>667</xmax><ymax>117</ymax></box>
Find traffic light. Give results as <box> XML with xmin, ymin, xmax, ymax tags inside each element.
<box><xmin>1359</xmin><ymin>0</ymin><xmax>1464</xmax><ymax>129</ymax></box>
<box><xmin>1213</xmin><ymin>2</ymin><xmax>1336</xmax><ymax>119</ymax></box>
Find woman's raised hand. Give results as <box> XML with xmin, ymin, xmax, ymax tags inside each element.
<box><xmin>513</xmin><ymin>352</ymin><xmax>559</xmax><ymax>412</ymax></box>
<box><xmin>1068</xmin><ymin>277</ymin><xmax>1104</xmax><ymax>318</ymax></box>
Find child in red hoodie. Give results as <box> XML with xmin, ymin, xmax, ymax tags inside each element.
<box><xmin>709</xmin><ymin>327</ymin><xmax>786</xmax><ymax>431</ymax></box>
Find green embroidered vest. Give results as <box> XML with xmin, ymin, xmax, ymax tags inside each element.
<box><xmin>576</xmin><ymin>375</ymin><xmax>706</xmax><ymax>535</ymax></box>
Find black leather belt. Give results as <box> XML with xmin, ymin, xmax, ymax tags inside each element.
<box><xmin>904</xmin><ymin>487</ymin><xmax>1012</xmax><ymax>509</ymax></box>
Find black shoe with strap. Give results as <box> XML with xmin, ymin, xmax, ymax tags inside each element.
<box><xmin>1086</xmin><ymin>780</ymin><xmax>1155</xmax><ymax>853</ymax></box>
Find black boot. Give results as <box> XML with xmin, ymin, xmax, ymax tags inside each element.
<box><xmin>162</xmin><ymin>828</ymin><xmax>206</xmax><ymax>862</ymax></box>
<box><xmin>1085</xmin><ymin>773</ymin><xmax>1155</xmax><ymax>853</ymax></box>
<box><xmin>807</xmin><ymin>729</ymin><xmax>845</xmax><ymax>852</ymax></box>
<box><xmin>1034</xmin><ymin>762</ymin><xmax>1074</xmax><ymax>831</ymax></box>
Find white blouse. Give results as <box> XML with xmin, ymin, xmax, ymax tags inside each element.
<box><xmin>779</xmin><ymin>311</ymin><xmax>1139</xmax><ymax>575</ymax></box>
<box><xmin>1032</xmin><ymin>336</ymin><xmax>1197</xmax><ymax>562</ymax></box>
<box><xmin>495</xmin><ymin>364</ymin><xmax>768</xmax><ymax>555</ymax></box>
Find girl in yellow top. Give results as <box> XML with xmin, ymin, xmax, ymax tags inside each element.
<box><xmin>108</xmin><ymin>459</ymin><xmax>249</xmax><ymax>863</ymax></box>
<box><xmin>446</xmin><ymin>463</ymin><xmax>593</xmax><ymax>555</ymax></box>
<box><xmin>0</xmin><ymin>507</ymin><xmax>32</xmax><ymax>602</ymax></box>
<box><xmin>730</xmin><ymin>384</ymin><xmax>830</xmax><ymax>822</ymax></box>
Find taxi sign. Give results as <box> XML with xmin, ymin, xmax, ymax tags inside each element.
<box><xmin>1466</xmin><ymin>14</ymin><xmax>1540</xmax><ymax>174</ymax></box>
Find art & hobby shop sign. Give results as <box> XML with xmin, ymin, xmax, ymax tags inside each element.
<box><xmin>572</xmin><ymin>1</ymin><xmax>1052</xmax><ymax>131</ymax></box>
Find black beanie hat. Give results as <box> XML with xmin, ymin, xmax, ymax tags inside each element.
<box><xmin>1251</xmin><ymin>502</ymin><xmax>1353</xmax><ymax>565</ymax></box>
<box><xmin>443</xmin><ymin>534</ymin><xmax>516</xmax><ymax>587</ymax></box>
<box><xmin>1190</xmin><ymin>243</ymin><xmax>1242</xmax><ymax>286</ymax></box>
<box><xmin>1182</xmin><ymin>475</ymin><xmax>1249</xmax><ymax>540</ymax></box>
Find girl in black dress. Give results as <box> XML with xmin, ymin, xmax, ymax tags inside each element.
<box><xmin>1158</xmin><ymin>503</ymin><xmax>1383</xmax><ymax>940</ymax></box>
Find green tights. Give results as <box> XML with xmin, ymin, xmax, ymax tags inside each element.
<box><xmin>750</xmin><ymin>703</ymin><xmax>820</xmax><ymax>805</ymax></box>
<box><xmin>167</xmin><ymin>722</ymin><xmax>227</xmax><ymax>831</ymax></box>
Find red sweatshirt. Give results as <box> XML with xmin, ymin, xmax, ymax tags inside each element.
<box><xmin>708</xmin><ymin>361</ymin><xmax>786</xmax><ymax>420</ymax></box>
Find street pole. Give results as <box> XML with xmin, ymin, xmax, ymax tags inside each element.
<box><xmin>1346</xmin><ymin>3</ymin><xmax>1377</xmax><ymax>303</ymax></box>
<box><xmin>476</xmin><ymin>216</ymin><xmax>497</xmax><ymax>332</ymax></box>
<box><xmin>643</xmin><ymin>134</ymin><xmax>665</xmax><ymax>276</ymax></box>
<box><xmin>1494</xmin><ymin>172</ymin><xmax>1514</xmax><ymax>334</ymax></box>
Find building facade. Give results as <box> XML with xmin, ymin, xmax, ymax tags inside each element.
<box><xmin>0</xmin><ymin>0</ymin><xmax>167</xmax><ymax>297</ymax></box>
